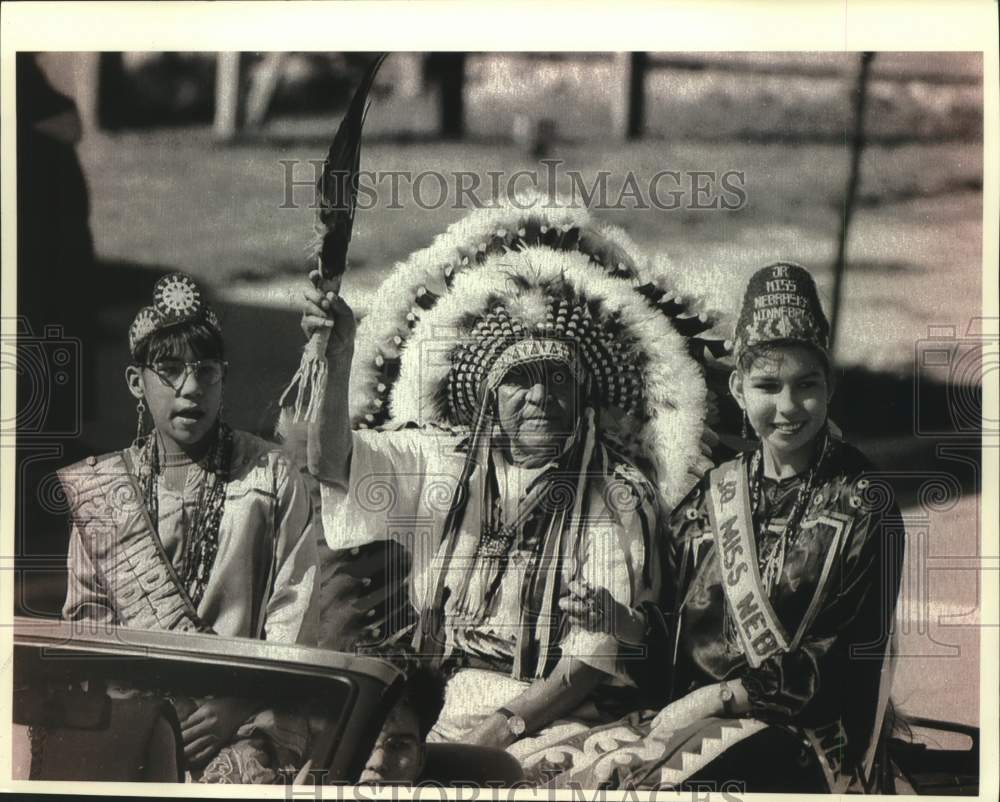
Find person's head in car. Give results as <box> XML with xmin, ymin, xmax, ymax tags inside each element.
<box><xmin>358</xmin><ymin>648</ymin><xmax>445</xmax><ymax>785</ymax></box>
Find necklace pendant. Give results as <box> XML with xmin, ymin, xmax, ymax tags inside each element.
<box><xmin>479</xmin><ymin>522</ymin><xmax>516</xmax><ymax>558</ymax></box>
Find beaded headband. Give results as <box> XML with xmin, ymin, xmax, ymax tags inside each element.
<box><xmin>443</xmin><ymin>287</ymin><xmax>640</xmax><ymax>426</ymax></box>
<box><xmin>483</xmin><ymin>338</ymin><xmax>585</xmax><ymax>393</ymax></box>
<box><xmin>128</xmin><ymin>273</ymin><xmax>222</xmax><ymax>357</ymax></box>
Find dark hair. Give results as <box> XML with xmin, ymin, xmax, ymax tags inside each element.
<box><xmin>132</xmin><ymin>320</ymin><xmax>225</xmax><ymax>365</ymax></box>
<box><xmin>736</xmin><ymin>339</ymin><xmax>831</xmax><ymax>378</ymax></box>
<box><xmin>400</xmin><ymin>662</ymin><xmax>447</xmax><ymax>741</ymax></box>
<box><xmin>361</xmin><ymin>644</ymin><xmax>446</xmax><ymax>740</ymax></box>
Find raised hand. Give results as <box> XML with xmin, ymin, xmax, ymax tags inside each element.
<box><xmin>300</xmin><ymin>268</ymin><xmax>357</xmax><ymax>356</ymax></box>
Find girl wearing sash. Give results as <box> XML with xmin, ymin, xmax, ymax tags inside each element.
<box><xmin>59</xmin><ymin>273</ymin><xmax>319</xmax><ymax>779</ymax></box>
<box><xmin>551</xmin><ymin>262</ymin><xmax>904</xmax><ymax>793</ymax></box>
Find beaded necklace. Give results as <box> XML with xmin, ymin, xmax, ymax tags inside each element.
<box><xmin>748</xmin><ymin>428</ymin><xmax>831</xmax><ymax>595</ymax></box>
<box><xmin>136</xmin><ymin>422</ymin><xmax>234</xmax><ymax>608</ymax></box>
<box><xmin>477</xmin><ymin>456</ymin><xmax>553</xmax><ymax>558</ymax></box>
<box><xmin>722</xmin><ymin>428</ymin><xmax>831</xmax><ymax>650</ymax></box>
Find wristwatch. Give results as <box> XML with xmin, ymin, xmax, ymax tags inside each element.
<box><xmin>719</xmin><ymin>681</ymin><xmax>736</xmax><ymax>717</ymax></box>
<box><xmin>497</xmin><ymin>707</ymin><xmax>527</xmax><ymax>737</ymax></box>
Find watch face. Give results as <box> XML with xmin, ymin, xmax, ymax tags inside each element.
<box><xmin>508</xmin><ymin>715</ymin><xmax>526</xmax><ymax>737</ymax></box>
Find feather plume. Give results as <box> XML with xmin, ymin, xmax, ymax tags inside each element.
<box><xmin>279</xmin><ymin>53</ymin><xmax>386</xmax><ymax>431</ymax></box>
<box><xmin>313</xmin><ymin>52</ymin><xmax>387</xmax><ymax>283</ymax></box>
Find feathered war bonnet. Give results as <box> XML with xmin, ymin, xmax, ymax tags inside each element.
<box><xmin>348</xmin><ymin>194</ymin><xmax>729</xmax><ymax>511</ymax></box>
<box><xmin>347</xmin><ymin>195</ymin><xmax>733</xmax><ymax>677</ymax></box>
<box><xmin>274</xmin><ymin>53</ymin><xmax>730</xmax><ymax>506</ymax></box>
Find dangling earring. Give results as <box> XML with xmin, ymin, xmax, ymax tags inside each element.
<box><xmin>741</xmin><ymin>410</ymin><xmax>753</xmax><ymax>441</ymax></box>
<box><xmin>216</xmin><ymin>391</ymin><xmax>226</xmax><ymax>433</ymax></box>
<box><xmin>135</xmin><ymin>398</ymin><xmax>147</xmax><ymax>443</ymax></box>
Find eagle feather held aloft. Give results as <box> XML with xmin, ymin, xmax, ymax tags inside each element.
<box><xmin>280</xmin><ymin>53</ymin><xmax>386</xmax><ymax>427</ymax></box>
<box><xmin>313</xmin><ymin>52</ymin><xmax>387</xmax><ymax>283</ymax></box>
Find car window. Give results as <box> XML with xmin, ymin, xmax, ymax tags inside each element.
<box><xmin>12</xmin><ymin>617</ymin><xmax>403</xmax><ymax>784</ymax></box>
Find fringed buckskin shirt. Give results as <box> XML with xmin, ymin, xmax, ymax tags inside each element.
<box><xmin>321</xmin><ymin>426</ymin><xmax>661</xmax><ymax>685</ymax></box>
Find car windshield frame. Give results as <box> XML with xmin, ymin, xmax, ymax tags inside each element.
<box><xmin>12</xmin><ymin>616</ymin><xmax>405</xmax><ymax>784</ymax></box>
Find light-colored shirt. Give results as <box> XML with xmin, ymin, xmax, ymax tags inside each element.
<box><xmin>321</xmin><ymin>427</ymin><xmax>660</xmax><ymax>682</ymax></box>
<box><xmin>64</xmin><ymin>430</ymin><xmax>319</xmax><ymax>646</ymax></box>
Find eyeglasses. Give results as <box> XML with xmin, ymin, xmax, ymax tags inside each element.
<box><xmin>140</xmin><ymin>359</ymin><xmax>228</xmax><ymax>390</ymax></box>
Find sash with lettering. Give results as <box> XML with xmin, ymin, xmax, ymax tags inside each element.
<box><xmin>59</xmin><ymin>452</ymin><xmax>210</xmax><ymax>633</ymax></box>
<box><xmin>705</xmin><ymin>459</ymin><xmax>789</xmax><ymax>664</ymax></box>
<box><xmin>705</xmin><ymin>460</ymin><xmax>852</xmax><ymax>793</ymax></box>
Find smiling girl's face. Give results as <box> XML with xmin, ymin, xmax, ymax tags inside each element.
<box><xmin>730</xmin><ymin>343</ymin><xmax>830</xmax><ymax>474</ymax></box>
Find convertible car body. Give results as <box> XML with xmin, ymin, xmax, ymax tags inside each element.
<box><xmin>8</xmin><ymin>616</ymin><xmax>979</xmax><ymax>792</ymax></box>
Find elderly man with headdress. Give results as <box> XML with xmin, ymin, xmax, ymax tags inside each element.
<box><xmin>294</xmin><ymin>198</ymin><xmax>725</xmax><ymax>770</ymax></box>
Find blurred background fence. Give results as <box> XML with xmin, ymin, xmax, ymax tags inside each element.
<box><xmin>37</xmin><ymin>51</ymin><xmax>983</xmax><ymax>143</ymax></box>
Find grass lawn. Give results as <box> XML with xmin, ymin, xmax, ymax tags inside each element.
<box><xmin>78</xmin><ymin>127</ymin><xmax>982</xmax><ymax>374</ymax></box>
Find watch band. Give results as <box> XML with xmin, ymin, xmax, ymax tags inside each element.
<box><xmin>719</xmin><ymin>681</ymin><xmax>737</xmax><ymax>717</ymax></box>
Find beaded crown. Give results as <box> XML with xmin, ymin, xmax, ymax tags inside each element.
<box><xmin>733</xmin><ymin>262</ymin><xmax>829</xmax><ymax>362</ymax></box>
<box><xmin>128</xmin><ymin>273</ymin><xmax>222</xmax><ymax>357</ymax></box>
<box><xmin>443</xmin><ymin>280</ymin><xmax>644</xmax><ymax>426</ymax></box>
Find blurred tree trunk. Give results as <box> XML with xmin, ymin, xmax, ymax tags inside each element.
<box><xmin>610</xmin><ymin>52</ymin><xmax>647</xmax><ymax>141</ymax></box>
<box><xmin>214</xmin><ymin>52</ymin><xmax>241</xmax><ymax>142</ymax></box>
<box><xmin>95</xmin><ymin>52</ymin><xmax>127</xmax><ymax>130</ymax></box>
<box><xmin>829</xmin><ymin>52</ymin><xmax>875</xmax><ymax>353</ymax></box>
<box><xmin>393</xmin><ymin>52</ymin><xmax>424</xmax><ymax>99</ymax></box>
<box><xmin>74</xmin><ymin>53</ymin><xmax>102</xmax><ymax>134</ymax></box>
<box><xmin>427</xmin><ymin>52</ymin><xmax>466</xmax><ymax>139</ymax></box>
<box><xmin>245</xmin><ymin>52</ymin><xmax>287</xmax><ymax>130</ymax></box>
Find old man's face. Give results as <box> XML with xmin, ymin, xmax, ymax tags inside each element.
<box><xmin>496</xmin><ymin>360</ymin><xmax>579</xmax><ymax>466</ymax></box>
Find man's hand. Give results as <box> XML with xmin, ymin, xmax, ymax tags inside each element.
<box><xmin>181</xmin><ymin>696</ymin><xmax>261</xmax><ymax>769</ymax></box>
<box><xmin>301</xmin><ymin>268</ymin><xmax>357</xmax><ymax>357</ymax></box>
<box><xmin>559</xmin><ymin>579</ymin><xmax>647</xmax><ymax>644</ymax></box>
<box><xmin>300</xmin><ymin>268</ymin><xmax>356</xmax><ymax>488</ymax></box>
<box><xmin>464</xmin><ymin>712</ymin><xmax>517</xmax><ymax>751</ymax></box>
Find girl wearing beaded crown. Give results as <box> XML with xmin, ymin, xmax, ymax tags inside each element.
<box><xmin>59</xmin><ymin>272</ymin><xmax>320</xmax><ymax>780</ymax></box>
<box><xmin>552</xmin><ymin>262</ymin><xmax>905</xmax><ymax>792</ymax></box>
